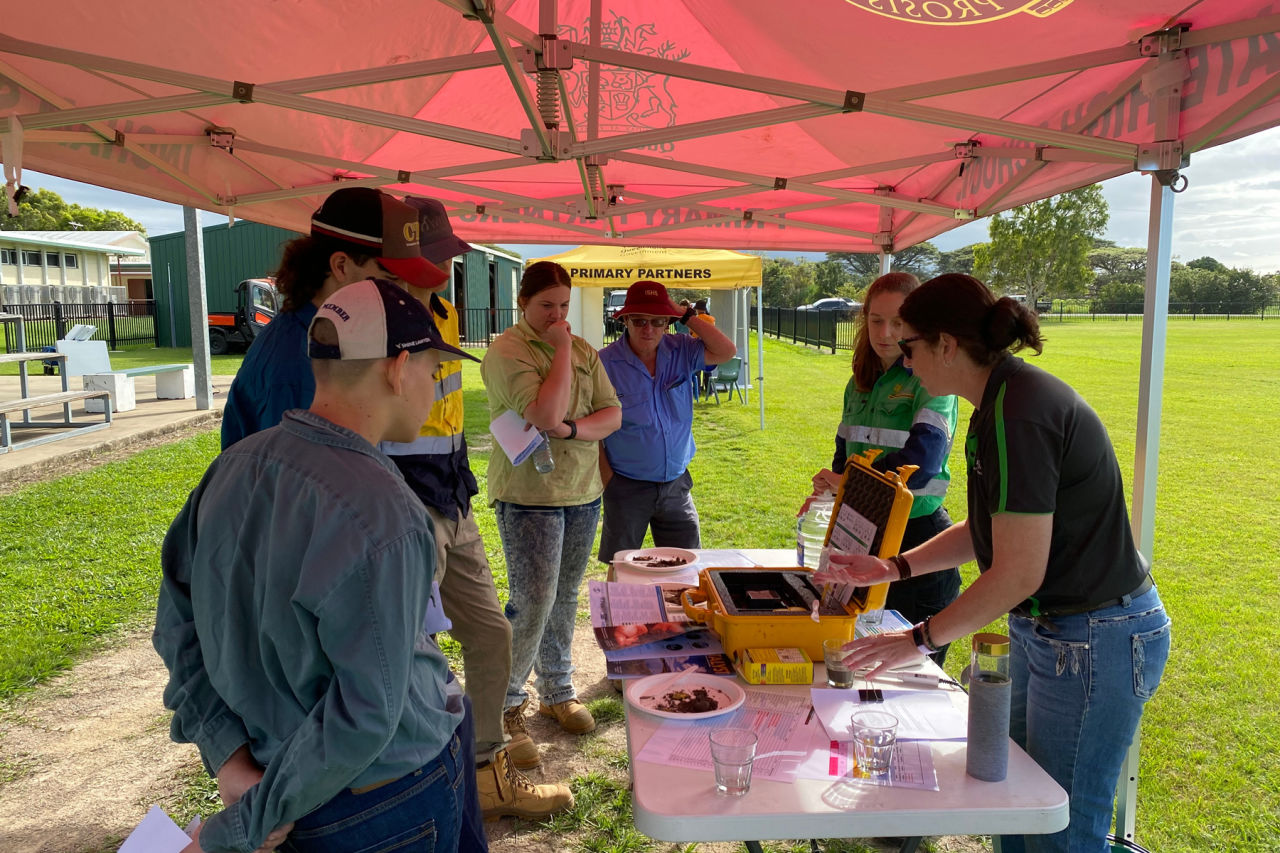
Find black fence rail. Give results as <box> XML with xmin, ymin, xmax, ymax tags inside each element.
<box><xmin>0</xmin><ymin>301</ymin><xmax>159</xmax><ymax>352</ymax></box>
<box><xmin>752</xmin><ymin>307</ymin><xmax>855</xmax><ymax>352</ymax></box>
<box><xmin>1042</xmin><ymin>300</ymin><xmax>1280</xmax><ymax>321</ymax></box>
<box><xmin>458</xmin><ymin>307</ymin><xmax>519</xmax><ymax>347</ymax></box>
<box><xmin>751</xmin><ymin>299</ymin><xmax>1280</xmax><ymax>352</ymax></box>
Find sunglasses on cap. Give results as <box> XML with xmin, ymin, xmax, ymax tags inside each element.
<box><xmin>625</xmin><ymin>316</ymin><xmax>672</xmax><ymax>329</ymax></box>
<box><xmin>897</xmin><ymin>335</ymin><xmax>925</xmax><ymax>359</ymax></box>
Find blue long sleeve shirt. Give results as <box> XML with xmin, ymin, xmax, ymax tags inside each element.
<box><xmin>599</xmin><ymin>332</ymin><xmax>706</xmax><ymax>483</ymax></box>
<box><xmin>220</xmin><ymin>303</ymin><xmax>318</xmax><ymax>449</ymax></box>
<box><xmin>154</xmin><ymin>410</ymin><xmax>461</xmax><ymax>852</ymax></box>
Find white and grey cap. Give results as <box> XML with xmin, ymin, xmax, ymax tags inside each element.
<box><xmin>309</xmin><ymin>278</ymin><xmax>478</xmax><ymax>363</ymax></box>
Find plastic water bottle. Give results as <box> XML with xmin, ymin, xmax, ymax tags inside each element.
<box><xmin>796</xmin><ymin>494</ymin><xmax>834</xmax><ymax>569</ymax></box>
<box><xmin>531</xmin><ymin>431</ymin><xmax>555</xmax><ymax>474</ymax></box>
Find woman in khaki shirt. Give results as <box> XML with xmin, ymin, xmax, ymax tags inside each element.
<box><xmin>480</xmin><ymin>261</ymin><xmax>620</xmax><ymax>765</ymax></box>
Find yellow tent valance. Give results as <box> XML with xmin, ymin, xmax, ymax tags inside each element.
<box><xmin>531</xmin><ymin>246</ymin><xmax>762</xmax><ymax>290</ymax></box>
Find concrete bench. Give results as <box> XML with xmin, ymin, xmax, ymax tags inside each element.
<box><xmin>0</xmin><ymin>389</ymin><xmax>113</xmax><ymax>454</ymax></box>
<box><xmin>82</xmin><ymin>364</ymin><xmax>195</xmax><ymax>413</ymax></box>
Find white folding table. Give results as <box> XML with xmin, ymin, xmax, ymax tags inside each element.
<box><xmin>617</xmin><ymin>548</ymin><xmax>1069</xmax><ymax>853</ymax></box>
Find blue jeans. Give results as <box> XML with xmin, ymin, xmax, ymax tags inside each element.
<box><xmin>283</xmin><ymin>731</ymin><xmax>465</xmax><ymax>853</ymax></box>
<box><xmin>495</xmin><ymin>499</ymin><xmax>601</xmax><ymax>708</ymax></box>
<box><xmin>998</xmin><ymin>586</ymin><xmax>1171</xmax><ymax>853</ymax></box>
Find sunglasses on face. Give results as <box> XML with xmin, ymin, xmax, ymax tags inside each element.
<box><xmin>625</xmin><ymin>317</ymin><xmax>671</xmax><ymax>329</ymax></box>
<box><xmin>897</xmin><ymin>335</ymin><xmax>924</xmax><ymax>359</ymax></box>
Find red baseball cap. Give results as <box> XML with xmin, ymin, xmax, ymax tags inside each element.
<box><xmin>310</xmin><ymin>188</ymin><xmax>448</xmax><ymax>290</ymax></box>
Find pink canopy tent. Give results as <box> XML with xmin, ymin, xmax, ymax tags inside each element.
<box><xmin>2</xmin><ymin>2</ymin><xmax>1278</xmax><ymax>844</ymax></box>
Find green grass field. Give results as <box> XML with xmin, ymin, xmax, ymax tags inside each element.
<box><xmin>1</xmin><ymin>321</ymin><xmax>1277</xmax><ymax>852</ymax></box>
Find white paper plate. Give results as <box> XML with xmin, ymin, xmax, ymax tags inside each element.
<box><xmin>625</xmin><ymin>673</ymin><xmax>746</xmax><ymax>720</ymax></box>
<box><xmin>614</xmin><ymin>547</ymin><xmax>698</xmax><ymax>575</ymax></box>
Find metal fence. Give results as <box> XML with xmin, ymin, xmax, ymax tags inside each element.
<box><xmin>753</xmin><ymin>300</ymin><xmax>1280</xmax><ymax>352</ymax></box>
<box><xmin>1042</xmin><ymin>300</ymin><xmax>1280</xmax><ymax>321</ymax></box>
<box><xmin>0</xmin><ymin>300</ymin><xmax>159</xmax><ymax>352</ymax></box>
<box><xmin>458</xmin><ymin>307</ymin><xmax>519</xmax><ymax>347</ymax></box>
<box><xmin>752</xmin><ymin>307</ymin><xmax>855</xmax><ymax>353</ymax></box>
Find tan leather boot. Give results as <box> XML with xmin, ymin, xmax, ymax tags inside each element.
<box><xmin>502</xmin><ymin>699</ymin><xmax>541</xmax><ymax>769</ymax></box>
<box><xmin>538</xmin><ymin>698</ymin><xmax>596</xmax><ymax>734</ymax></box>
<box><xmin>475</xmin><ymin>747</ymin><xmax>574</xmax><ymax>819</ymax></box>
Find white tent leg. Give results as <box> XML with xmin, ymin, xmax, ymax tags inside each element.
<box><xmin>756</xmin><ymin>284</ymin><xmax>765</xmax><ymax>429</ymax></box>
<box><xmin>878</xmin><ymin>252</ymin><xmax>892</xmax><ymax>276</ymax></box>
<box><xmin>1117</xmin><ymin>174</ymin><xmax>1174</xmax><ymax>845</ymax></box>
<box><xmin>184</xmin><ymin>206</ymin><xmax>212</xmax><ymax>410</ymax></box>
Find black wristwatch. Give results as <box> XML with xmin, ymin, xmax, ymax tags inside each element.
<box><xmin>563</xmin><ymin>419</ymin><xmax>578</xmax><ymax>440</ymax></box>
<box><xmin>679</xmin><ymin>306</ymin><xmax>697</xmax><ymax>325</ymax></box>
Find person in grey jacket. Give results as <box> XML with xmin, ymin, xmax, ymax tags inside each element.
<box><xmin>154</xmin><ymin>278</ymin><xmax>479</xmax><ymax>853</ymax></box>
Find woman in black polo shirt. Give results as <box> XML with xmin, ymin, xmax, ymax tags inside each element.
<box><xmin>822</xmin><ymin>274</ymin><xmax>1171</xmax><ymax>853</ymax></box>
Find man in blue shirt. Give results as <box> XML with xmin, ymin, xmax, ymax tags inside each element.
<box><xmin>597</xmin><ymin>281</ymin><xmax>736</xmax><ymax>562</ymax></box>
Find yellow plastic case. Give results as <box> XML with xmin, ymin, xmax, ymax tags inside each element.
<box><xmin>825</xmin><ymin>450</ymin><xmax>918</xmax><ymax>613</ymax></box>
<box><xmin>678</xmin><ymin>452</ymin><xmax>917</xmax><ymax>661</ymax></box>
<box><xmin>681</xmin><ymin>566</ymin><xmax>860</xmax><ymax>660</ymax></box>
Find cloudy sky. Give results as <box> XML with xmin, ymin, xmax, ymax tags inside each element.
<box><xmin>18</xmin><ymin>124</ymin><xmax>1280</xmax><ymax>273</ymax></box>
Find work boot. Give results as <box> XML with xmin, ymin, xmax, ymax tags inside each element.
<box><xmin>502</xmin><ymin>700</ymin><xmax>541</xmax><ymax>769</ymax></box>
<box><xmin>476</xmin><ymin>747</ymin><xmax>574</xmax><ymax>819</ymax></box>
<box><xmin>538</xmin><ymin>698</ymin><xmax>596</xmax><ymax>734</ymax></box>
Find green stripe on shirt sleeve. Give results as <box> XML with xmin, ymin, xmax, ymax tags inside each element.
<box><xmin>994</xmin><ymin>381</ymin><xmax>1009</xmax><ymax>513</ymax></box>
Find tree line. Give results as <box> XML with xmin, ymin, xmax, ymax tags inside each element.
<box><xmin>761</xmin><ymin>185</ymin><xmax>1280</xmax><ymax>313</ymax></box>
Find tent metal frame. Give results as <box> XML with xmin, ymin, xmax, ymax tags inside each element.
<box><xmin>2</xmin><ymin>12</ymin><xmax>1276</xmax><ymax>250</ymax></box>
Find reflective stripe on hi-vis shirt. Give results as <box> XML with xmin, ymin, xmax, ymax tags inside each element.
<box><xmin>913</xmin><ymin>407</ymin><xmax>950</xmax><ymax>434</ymax></box>
<box><xmin>435</xmin><ymin>371</ymin><xmax>462</xmax><ymax>400</ymax></box>
<box><xmin>381</xmin><ymin>432</ymin><xmax>464</xmax><ymax>456</ymax></box>
<box><xmin>911</xmin><ymin>476</ymin><xmax>950</xmax><ymax>498</ymax></box>
<box><xmin>837</xmin><ymin>422</ymin><xmax>909</xmax><ymax>448</ymax></box>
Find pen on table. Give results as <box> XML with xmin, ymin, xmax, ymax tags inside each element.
<box><xmin>804</xmin><ymin>704</ymin><xmax>815</xmax><ymax>725</ymax></box>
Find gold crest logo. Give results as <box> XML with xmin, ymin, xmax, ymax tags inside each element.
<box><xmin>403</xmin><ymin>221</ymin><xmax>420</xmax><ymax>244</ymax></box>
<box><xmin>845</xmin><ymin>0</ymin><xmax>1072</xmax><ymax>26</ymax></box>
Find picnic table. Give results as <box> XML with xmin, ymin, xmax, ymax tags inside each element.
<box><xmin>0</xmin><ymin>339</ymin><xmax>113</xmax><ymax>454</ymax></box>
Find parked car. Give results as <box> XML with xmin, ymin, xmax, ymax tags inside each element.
<box><xmin>1009</xmin><ymin>294</ymin><xmax>1055</xmax><ymax>313</ymax></box>
<box><xmin>797</xmin><ymin>297</ymin><xmax>861</xmax><ymax>317</ymax></box>
<box><xmin>604</xmin><ymin>289</ymin><xmax>629</xmax><ymax>334</ymax></box>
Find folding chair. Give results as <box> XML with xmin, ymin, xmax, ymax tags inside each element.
<box><xmin>707</xmin><ymin>356</ymin><xmax>744</xmax><ymax>404</ymax></box>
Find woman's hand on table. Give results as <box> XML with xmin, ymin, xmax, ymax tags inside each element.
<box><xmin>812</xmin><ymin>553</ymin><xmax>895</xmax><ymax>587</ymax></box>
<box><xmin>838</xmin><ymin>630</ymin><xmax>922</xmax><ymax>678</ymax></box>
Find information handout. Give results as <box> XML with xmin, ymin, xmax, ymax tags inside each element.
<box><xmin>118</xmin><ymin>806</ymin><xmax>198</xmax><ymax>853</ymax></box>
<box><xmin>489</xmin><ymin>408</ymin><xmax>542</xmax><ymax>465</ymax></box>
<box><xmin>811</xmin><ymin>687</ymin><xmax>968</xmax><ymax>741</ymax></box>
<box><xmin>604</xmin><ymin>628</ymin><xmax>723</xmax><ymax>661</ymax></box>
<box><xmin>589</xmin><ymin>580</ymin><xmax>694</xmax><ymax>651</ymax></box>
<box><xmin>607</xmin><ymin>653</ymin><xmax>735</xmax><ymax>679</ymax></box>
<box><xmin>635</xmin><ymin>687</ymin><xmax>818</xmax><ymax>783</ymax></box>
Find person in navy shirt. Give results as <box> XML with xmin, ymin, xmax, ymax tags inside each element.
<box><xmin>596</xmin><ymin>281</ymin><xmax>736</xmax><ymax>562</ymax></box>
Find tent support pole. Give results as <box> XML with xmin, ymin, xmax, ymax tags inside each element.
<box><xmin>878</xmin><ymin>252</ymin><xmax>892</xmax><ymax>276</ymax></box>
<box><xmin>1115</xmin><ymin>174</ymin><xmax>1173</xmax><ymax>847</ymax></box>
<box><xmin>183</xmin><ymin>206</ymin><xmax>212</xmax><ymax>411</ymax></box>
<box><xmin>756</xmin><ymin>284</ymin><xmax>764</xmax><ymax>430</ymax></box>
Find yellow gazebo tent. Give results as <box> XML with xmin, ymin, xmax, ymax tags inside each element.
<box><xmin>531</xmin><ymin>246</ymin><xmax>766</xmax><ymax>428</ymax></box>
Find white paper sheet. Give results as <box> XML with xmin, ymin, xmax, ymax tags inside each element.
<box><xmin>811</xmin><ymin>687</ymin><xmax>968</xmax><ymax>741</ymax></box>
<box><xmin>635</xmin><ymin>687</ymin><xmax>816</xmax><ymax>783</ymax></box>
<box><xmin>489</xmin><ymin>408</ymin><xmax>542</xmax><ymax>465</ymax></box>
<box><xmin>796</xmin><ymin>739</ymin><xmax>940</xmax><ymax>791</ymax></box>
<box><xmin>118</xmin><ymin>805</ymin><xmax>194</xmax><ymax>853</ymax></box>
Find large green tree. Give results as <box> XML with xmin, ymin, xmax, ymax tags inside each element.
<box><xmin>762</xmin><ymin>258</ymin><xmax>816</xmax><ymax>308</ymax></box>
<box><xmin>825</xmin><ymin>242</ymin><xmax>940</xmax><ymax>288</ymax></box>
<box><xmin>1</xmin><ymin>187</ymin><xmax>146</xmax><ymax>234</ymax></box>
<box><xmin>974</xmin><ymin>185</ymin><xmax>1108</xmax><ymax>304</ymax></box>
<box><xmin>937</xmin><ymin>244</ymin><xmax>979</xmax><ymax>277</ymax></box>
